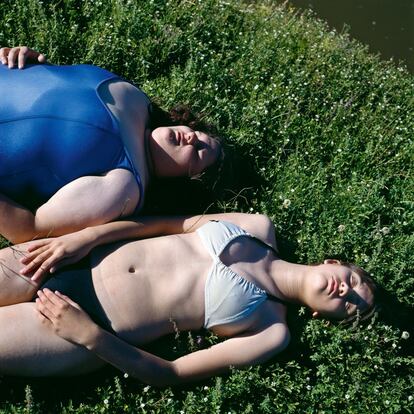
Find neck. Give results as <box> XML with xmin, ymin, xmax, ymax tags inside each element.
<box><xmin>269</xmin><ymin>260</ymin><xmax>312</xmax><ymax>306</ymax></box>
<box><xmin>145</xmin><ymin>129</ymin><xmax>155</xmax><ymax>178</ymax></box>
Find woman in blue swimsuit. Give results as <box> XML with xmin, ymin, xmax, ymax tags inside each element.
<box><xmin>0</xmin><ymin>47</ymin><xmax>221</xmax><ymax>244</ymax></box>
<box><xmin>0</xmin><ymin>213</ymin><xmax>375</xmax><ymax>383</ymax></box>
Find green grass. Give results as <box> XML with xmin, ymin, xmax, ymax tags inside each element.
<box><xmin>0</xmin><ymin>0</ymin><xmax>413</xmax><ymax>412</ymax></box>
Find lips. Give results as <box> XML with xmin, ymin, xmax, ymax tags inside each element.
<box><xmin>328</xmin><ymin>277</ymin><xmax>338</xmax><ymax>296</ymax></box>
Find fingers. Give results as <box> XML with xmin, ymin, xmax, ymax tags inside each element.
<box><xmin>0</xmin><ymin>47</ymin><xmax>10</xmax><ymax>65</ymax></box>
<box><xmin>20</xmin><ymin>244</ymin><xmax>49</xmax><ymax>266</ymax></box>
<box><xmin>17</xmin><ymin>46</ymin><xmax>29</xmax><ymax>69</ymax></box>
<box><xmin>26</xmin><ymin>240</ymin><xmax>49</xmax><ymax>253</ymax></box>
<box><xmin>7</xmin><ymin>47</ymin><xmax>19</xmax><ymax>68</ymax></box>
<box><xmin>0</xmin><ymin>46</ymin><xmax>46</xmax><ymax>69</ymax></box>
<box><xmin>35</xmin><ymin>297</ymin><xmax>55</xmax><ymax>321</ymax></box>
<box><xmin>37</xmin><ymin>53</ymin><xmax>46</xmax><ymax>63</ymax></box>
<box><xmin>20</xmin><ymin>247</ymin><xmax>52</xmax><ymax>275</ymax></box>
<box><xmin>30</xmin><ymin>254</ymin><xmax>59</xmax><ymax>282</ymax></box>
<box><xmin>55</xmin><ymin>291</ymin><xmax>82</xmax><ymax>310</ymax></box>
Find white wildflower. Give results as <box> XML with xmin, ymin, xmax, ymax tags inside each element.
<box><xmin>401</xmin><ymin>331</ymin><xmax>410</xmax><ymax>340</ymax></box>
<box><xmin>282</xmin><ymin>199</ymin><xmax>291</xmax><ymax>208</ymax></box>
<box><xmin>338</xmin><ymin>224</ymin><xmax>346</xmax><ymax>232</ymax></box>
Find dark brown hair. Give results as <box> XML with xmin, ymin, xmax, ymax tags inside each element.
<box><xmin>148</xmin><ymin>102</ymin><xmax>224</xmax><ymax>180</ymax></box>
<box><xmin>338</xmin><ymin>261</ymin><xmax>378</xmax><ymax>327</ymax></box>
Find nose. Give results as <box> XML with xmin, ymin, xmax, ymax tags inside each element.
<box><xmin>183</xmin><ymin>131</ymin><xmax>198</xmax><ymax>145</ymax></box>
<box><xmin>338</xmin><ymin>281</ymin><xmax>350</xmax><ymax>297</ymax></box>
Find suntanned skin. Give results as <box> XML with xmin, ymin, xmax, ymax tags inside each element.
<box><xmin>0</xmin><ymin>213</ymin><xmax>289</xmax><ymax>382</ymax></box>
<box><xmin>0</xmin><ymin>51</ymin><xmax>146</xmax><ymax>243</ymax></box>
<box><xmin>0</xmin><ymin>213</ymin><xmax>372</xmax><ymax>385</ymax></box>
<box><xmin>0</xmin><ymin>47</ymin><xmax>219</xmax><ymax>243</ymax></box>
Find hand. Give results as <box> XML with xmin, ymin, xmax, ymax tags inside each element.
<box><xmin>0</xmin><ymin>46</ymin><xmax>47</xmax><ymax>69</ymax></box>
<box><xmin>36</xmin><ymin>289</ymin><xmax>97</xmax><ymax>345</ymax></box>
<box><xmin>20</xmin><ymin>229</ymin><xmax>96</xmax><ymax>282</ymax></box>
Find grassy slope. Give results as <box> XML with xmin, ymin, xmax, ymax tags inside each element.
<box><xmin>0</xmin><ymin>0</ymin><xmax>413</xmax><ymax>412</ymax></box>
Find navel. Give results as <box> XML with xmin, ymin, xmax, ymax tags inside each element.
<box><xmin>128</xmin><ymin>266</ymin><xmax>136</xmax><ymax>273</ymax></box>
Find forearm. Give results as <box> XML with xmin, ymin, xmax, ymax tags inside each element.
<box><xmin>84</xmin><ymin>212</ymin><xmax>250</xmax><ymax>248</ymax></box>
<box><xmin>85</xmin><ymin>326</ymin><xmax>178</xmax><ymax>386</ymax></box>
<box><xmin>0</xmin><ymin>193</ymin><xmax>37</xmax><ymax>243</ymax></box>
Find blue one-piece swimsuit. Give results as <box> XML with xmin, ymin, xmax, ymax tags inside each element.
<box><xmin>0</xmin><ymin>64</ymin><xmax>148</xmax><ymax>209</ymax></box>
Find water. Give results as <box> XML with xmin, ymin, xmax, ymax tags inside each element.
<box><xmin>288</xmin><ymin>0</ymin><xmax>414</xmax><ymax>72</ymax></box>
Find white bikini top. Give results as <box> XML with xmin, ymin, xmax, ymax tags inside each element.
<box><xmin>196</xmin><ymin>220</ymin><xmax>287</xmax><ymax>329</ymax></box>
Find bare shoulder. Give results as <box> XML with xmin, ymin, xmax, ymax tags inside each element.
<box><xmin>225</xmin><ymin>213</ymin><xmax>277</xmax><ymax>249</ymax></box>
<box><xmin>98</xmin><ymin>79</ymin><xmax>150</xmax><ymax>113</ymax></box>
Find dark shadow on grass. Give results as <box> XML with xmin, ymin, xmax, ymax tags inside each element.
<box><xmin>142</xmin><ymin>141</ymin><xmax>263</xmax><ymax>215</ymax></box>
<box><xmin>374</xmin><ymin>286</ymin><xmax>414</xmax><ymax>356</ymax></box>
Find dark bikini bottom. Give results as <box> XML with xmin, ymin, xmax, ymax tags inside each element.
<box><xmin>38</xmin><ymin>256</ymin><xmax>114</xmax><ymax>332</ymax></box>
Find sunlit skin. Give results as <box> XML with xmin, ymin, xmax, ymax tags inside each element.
<box><xmin>268</xmin><ymin>259</ymin><xmax>374</xmax><ymax>320</ymax></box>
<box><xmin>149</xmin><ymin>126</ymin><xmax>221</xmax><ymax>177</ymax></box>
<box><xmin>307</xmin><ymin>261</ymin><xmax>374</xmax><ymax>320</ymax></box>
<box><xmin>0</xmin><ymin>47</ymin><xmax>223</xmax><ymax>244</ymax></box>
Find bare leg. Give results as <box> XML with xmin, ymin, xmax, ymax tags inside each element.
<box><xmin>0</xmin><ymin>302</ymin><xmax>105</xmax><ymax>376</ymax></box>
<box><xmin>0</xmin><ymin>242</ymin><xmax>44</xmax><ymax>306</ymax></box>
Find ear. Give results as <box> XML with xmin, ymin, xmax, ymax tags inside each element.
<box><xmin>312</xmin><ymin>311</ymin><xmax>319</xmax><ymax>318</ymax></box>
<box><xmin>323</xmin><ymin>259</ymin><xmax>341</xmax><ymax>265</ymax></box>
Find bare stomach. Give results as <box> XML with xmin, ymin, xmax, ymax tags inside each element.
<box><xmin>88</xmin><ymin>234</ymin><xmax>210</xmax><ymax>344</ymax></box>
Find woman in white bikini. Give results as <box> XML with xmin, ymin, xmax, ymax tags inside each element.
<box><xmin>0</xmin><ymin>213</ymin><xmax>375</xmax><ymax>384</ymax></box>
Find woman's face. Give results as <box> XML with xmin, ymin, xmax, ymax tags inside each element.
<box><xmin>148</xmin><ymin>126</ymin><xmax>221</xmax><ymax>178</ymax></box>
<box><xmin>308</xmin><ymin>261</ymin><xmax>374</xmax><ymax>321</ymax></box>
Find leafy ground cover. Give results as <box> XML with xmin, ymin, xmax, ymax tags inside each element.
<box><xmin>0</xmin><ymin>0</ymin><xmax>413</xmax><ymax>412</ymax></box>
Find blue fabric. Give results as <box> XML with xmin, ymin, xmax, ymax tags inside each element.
<box><xmin>0</xmin><ymin>64</ymin><xmax>146</xmax><ymax>210</ymax></box>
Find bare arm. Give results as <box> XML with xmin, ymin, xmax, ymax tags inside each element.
<box><xmin>1</xmin><ymin>169</ymin><xmax>140</xmax><ymax>245</ymax></box>
<box><xmin>0</xmin><ymin>193</ymin><xmax>37</xmax><ymax>244</ymax></box>
<box><xmin>21</xmin><ymin>212</ymin><xmax>276</xmax><ymax>280</ymax></box>
<box><xmin>36</xmin><ymin>289</ymin><xmax>290</xmax><ymax>386</ymax></box>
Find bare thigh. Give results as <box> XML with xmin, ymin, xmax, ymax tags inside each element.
<box><xmin>0</xmin><ymin>302</ymin><xmax>105</xmax><ymax>376</ymax></box>
<box><xmin>0</xmin><ymin>243</ymin><xmax>42</xmax><ymax>306</ymax></box>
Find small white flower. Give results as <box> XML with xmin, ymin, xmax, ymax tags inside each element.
<box><xmin>203</xmin><ymin>397</ymin><xmax>208</xmax><ymax>402</ymax></box>
<box><xmin>123</xmin><ymin>373</ymin><xmax>129</xmax><ymax>378</ymax></box>
<box><xmin>167</xmin><ymin>398</ymin><xmax>172</xmax><ymax>403</ymax></box>
<box><xmin>408</xmin><ymin>395</ymin><xmax>413</xmax><ymax>401</ymax></box>
<box><xmin>140</xmin><ymin>403</ymin><xmax>145</xmax><ymax>408</ymax></box>
<box><xmin>338</xmin><ymin>224</ymin><xmax>346</xmax><ymax>232</ymax></box>
<box><xmin>392</xmin><ymin>343</ymin><xmax>397</xmax><ymax>348</ymax></box>
<box><xmin>282</xmin><ymin>199</ymin><xmax>291</xmax><ymax>208</ymax></box>
<box><xmin>381</xmin><ymin>226</ymin><xmax>390</xmax><ymax>235</ymax></box>
<box><xmin>385</xmin><ymin>400</ymin><xmax>390</xmax><ymax>405</ymax></box>
<box><xmin>306</xmin><ymin>385</ymin><xmax>311</xmax><ymax>390</ymax></box>
<box><xmin>345</xmin><ymin>394</ymin><xmax>350</xmax><ymax>400</ymax></box>
<box><xmin>143</xmin><ymin>385</ymin><xmax>150</xmax><ymax>393</ymax></box>
<box><xmin>103</xmin><ymin>399</ymin><xmax>109</xmax><ymax>405</ymax></box>
<box><xmin>401</xmin><ymin>331</ymin><xmax>410</xmax><ymax>340</ymax></box>
<box><xmin>203</xmin><ymin>386</ymin><xmax>209</xmax><ymax>390</ymax></box>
